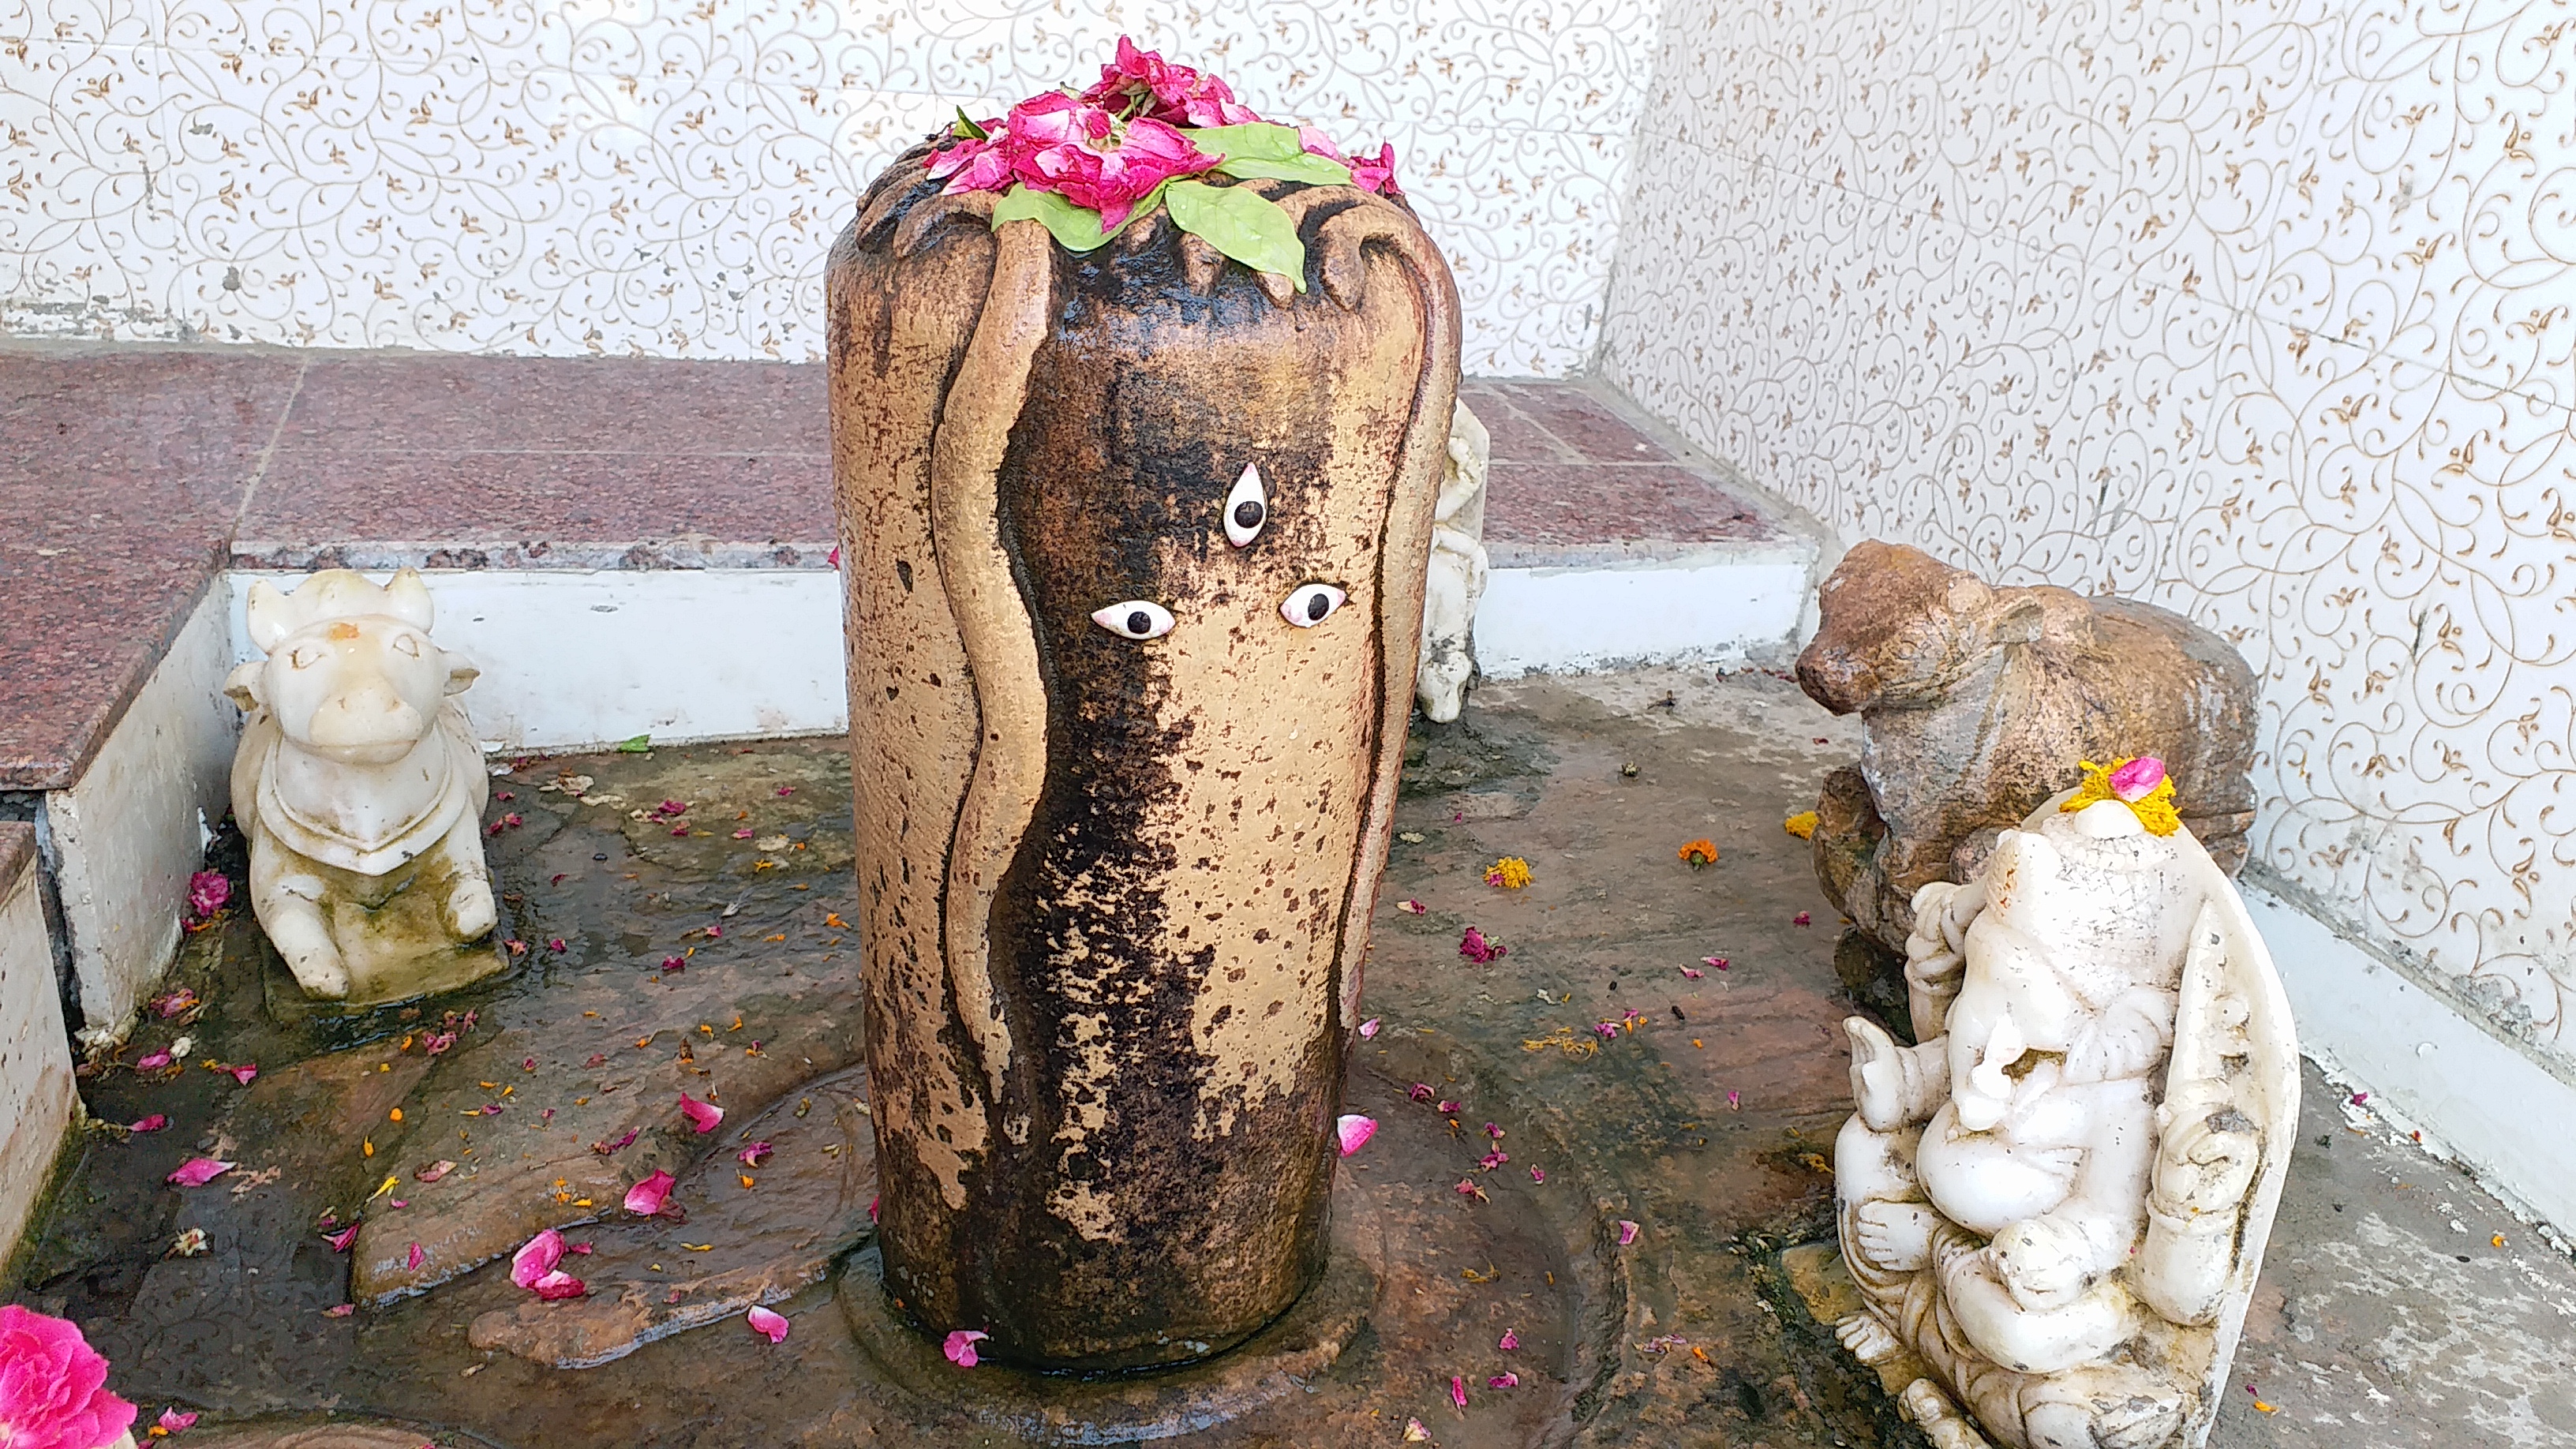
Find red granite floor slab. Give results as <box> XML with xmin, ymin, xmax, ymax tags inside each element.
<box><xmin>0</xmin><ymin>346</ymin><xmax>305</xmax><ymax>788</ymax></box>
<box><xmin>241</xmin><ymin>355</ymin><xmax>833</xmax><ymax>549</ymax></box>
<box><xmin>1463</xmin><ymin>380</ymin><xmax>1774</xmax><ymax>562</ymax></box>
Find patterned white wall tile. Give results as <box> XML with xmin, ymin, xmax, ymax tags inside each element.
<box><xmin>2</xmin><ymin>0</ymin><xmax>1669</xmax><ymax>373</ymax></box>
<box><xmin>1603</xmin><ymin>0</ymin><xmax>2576</xmax><ymax>1062</ymax></box>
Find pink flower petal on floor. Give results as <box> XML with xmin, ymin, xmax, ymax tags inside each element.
<box><xmin>1450</xmin><ymin>1375</ymin><xmax>1469</xmax><ymax>1409</ymax></box>
<box><xmin>547</xmin><ymin>938</ymin><xmax>567</xmax><ymax>953</ymax></box>
<box><xmin>1529</xmin><ymin>1166</ymin><xmax>1547</xmax><ymax>1184</ymax></box>
<box><xmin>415</xmin><ymin>1159</ymin><xmax>456</xmax><ymax>1183</ymax></box>
<box><xmin>136</xmin><ymin>1050</ymin><xmax>172</xmax><ymax>1071</ymax></box>
<box><xmin>747</xmin><ymin>1305</ymin><xmax>792</xmax><ymax>1343</ymax></box>
<box><xmin>1488</xmin><ymin>1372</ymin><xmax>1520</xmax><ymax>1389</ymax></box>
<box><xmin>1617</xmin><ymin>1219</ymin><xmax>1640</xmax><ymax>1246</ymax></box>
<box><xmin>324</xmin><ymin>1303</ymin><xmax>354</xmax><ymax>1317</ymax></box>
<box><xmin>1408</xmin><ymin>1083</ymin><xmax>1433</xmax><ymax>1101</ymax></box>
<box><xmin>129</xmin><ymin>1114</ymin><xmax>167</xmax><ymax>1133</ymax></box>
<box><xmin>624</xmin><ymin>1170</ymin><xmax>677</xmax><ymax>1216</ymax></box>
<box><xmin>1792</xmin><ymin>912</ymin><xmax>1811</xmax><ymax>926</ymax></box>
<box><xmin>1484</xmin><ymin>1121</ymin><xmax>1503</xmax><ymax>1140</ymax></box>
<box><xmin>679</xmin><ymin>1091</ymin><xmax>724</xmax><ymax>1133</ymax></box>
<box><xmin>1703</xmin><ymin>956</ymin><xmax>1728</xmax><ymax>970</ymax></box>
<box><xmin>159</xmin><ymin>1407</ymin><xmax>199</xmax><ymax>1432</ymax></box>
<box><xmin>739</xmin><ymin>1140</ymin><xmax>773</xmax><ymax>1167</ymax></box>
<box><xmin>532</xmin><ymin>1270</ymin><xmax>587</xmax><ymax>1301</ymax></box>
<box><xmin>1436</xmin><ymin>1099</ymin><xmax>1461</xmax><ymax>1114</ymax></box>
<box><xmin>324</xmin><ymin>1223</ymin><xmax>361</xmax><ymax>1252</ymax></box>
<box><xmin>1396</xmin><ymin>898</ymin><xmax>1425</xmax><ymax>915</ymax></box>
<box><xmin>1499</xmin><ymin>1328</ymin><xmax>1519</xmax><ymax>1351</ymax></box>
<box><xmin>1358</xmin><ymin>1017</ymin><xmax>1380</xmax><ymax>1039</ymax></box>
<box><xmin>942</xmin><ymin>1328</ymin><xmax>989</xmax><ymax>1366</ymax></box>
<box><xmin>406</xmin><ymin>1241</ymin><xmax>425</xmax><ymax>1271</ymax></box>
<box><xmin>1478</xmin><ymin>1149</ymin><xmax>1509</xmax><ymax>1170</ymax></box>
<box><xmin>230</xmin><ymin>1064</ymin><xmax>258</xmax><ymax>1085</ymax></box>
<box><xmin>868</xmin><ymin>1194</ymin><xmax>880</xmax><ymax>1222</ymax></box>
<box><xmin>511</xmin><ymin>1227</ymin><xmax>566</xmax><ymax>1289</ymax></box>
<box><xmin>660</xmin><ymin>955</ymin><xmax>686</xmax><ymax>972</ymax></box>
<box><xmin>1727</xmin><ymin>1089</ymin><xmax>1741</xmax><ymax>1110</ymax></box>
<box><xmin>1335</xmin><ymin>1114</ymin><xmax>1376</xmax><ymax>1156</ymax></box>
<box><xmin>166</xmin><ymin>1157</ymin><xmax>233</xmax><ymax>1187</ymax></box>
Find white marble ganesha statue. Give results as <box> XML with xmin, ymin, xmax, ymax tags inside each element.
<box><xmin>224</xmin><ymin>568</ymin><xmax>504</xmax><ymax>1005</ymax></box>
<box><xmin>1832</xmin><ymin>758</ymin><xmax>2297</xmax><ymax>1449</ymax></box>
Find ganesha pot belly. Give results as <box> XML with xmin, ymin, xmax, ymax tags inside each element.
<box><xmin>829</xmin><ymin>159</ymin><xmax>1457</xmax><ymax>1368</ymax></box>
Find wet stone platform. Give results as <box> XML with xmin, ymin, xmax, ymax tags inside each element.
<box><xmin>10</xmin><ymin>671</ymin><xmax>2574</xmax><ymax>1447</ymax></box>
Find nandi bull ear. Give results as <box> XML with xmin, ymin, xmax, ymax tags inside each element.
<box><xmin>222</xmin><ymin>660</ymin><xmax>266</xmax><ymax>713</ymax></box>
<box><xmin>383</xmin><ymin>568</ymin><xmax>436</xmax><ymax>631</ymax></box>
<box><xmin>245</xmin><ymin>578</ymin><xmax>298</xmax><ymax>654</ymax></box>
<box><xmin>1995</xmin><ymin>597</ymin><xmax>2046</xmax><ymax>646</ymax></box>
<box><xmin>441</xmin><ymin>650</ymin><xmax>480</xmax><ymax>696</ymax></box>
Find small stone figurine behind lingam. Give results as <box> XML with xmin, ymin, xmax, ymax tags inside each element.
<box><xmin>1831</xmin><ymin>756</ymin><xmax>2297</xmax><ymax>1449</ymax></box>
<box><xmin>225</xmin><ymin>568</ymin><xmax>503</xmax><ymax>1005</ymax></box>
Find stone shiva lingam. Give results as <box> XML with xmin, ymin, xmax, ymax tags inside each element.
<box><xmin>1829</xmin><ymin>757</ymin><xmax>2297</xmax><ymax>1449</ymax></box>
<box><xmin>827</xmin><ymin>39</ymin><xmax>1456</xmax><ymax>1372</ymax></box>
<box><xmin>225</xmin><ymin>568</ymin><xmax>503</xmax><ymax>1005</ymax></box>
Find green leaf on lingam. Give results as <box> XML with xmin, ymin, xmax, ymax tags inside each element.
<box><xmin>990</xmin><ymin>182</ymin><xmax>1167</xmax><ymax>254</ymax></box>
<box><xmin>951</xmin><ymin>107</ymin><xmax>988</xmax><ymax>140</ymax></box>
<box><xmin>1164</xmin><ymin>180</ymin><xmax>1307</xmax><ymax>292</ymax></box>
<box><xmin>1189</xmin><ymin>122</ymin><xmax>1354</xmax><ymax>186</ymax></box>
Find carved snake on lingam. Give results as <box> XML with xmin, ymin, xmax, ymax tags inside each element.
<box><xmin>829</xmin><ymin>155</ymin><xmax>1458</xmax><ymax>1369</ymax></box>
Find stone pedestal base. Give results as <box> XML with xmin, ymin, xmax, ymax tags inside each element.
<box><xmin>837</xmin><ymin>1200</ymin><xmax>1383</xmax><ymax>1445</ymax></box>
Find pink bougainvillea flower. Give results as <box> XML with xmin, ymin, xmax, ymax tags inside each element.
<box><xmin>2109</xmin><ymin>755</ymin><xmax>2167</xmax><ymax>801</ymax></box>
<box><xmin>705</xmin><ymin>926</ymin><xmax>722</xmax><ymax>939</ymax></box>
<box><xmin>739</xmin><ymin>1140</ymin><xmax>773</xmax><ymax>1168</ymax></box>
<box><xmin>732</xmin><ymin>828</ymin><xmax>754</xmax><ymax>839</ymax></box>
<box><xmin>421</xmin><ymin>1031</ymin><xmax>457</xmax><ymax>1055</ymax></box>
<box><xmin>405</xmin><ymin>1241</ymin><xmax>425</xmax><ymax>1271</ymax></box>
<box><xmin>186</xmin><ymin>871</ymin><xmax>230</xmax><ymax>920</ymax></box>
<box><xmin>1488</xmin><ymin>1372</ymin><xmax>1521</xmax><ymax>1389</ymax></box>
<box><xmin>1347</xmin><ymin>142</ymin><xmax>1399</xmax><ymax>194</ymax></box>
<box><xmin>1454</xmin><ymin>1178</ymin><xmax>1488</xmax><ymax>1200</ymax></box>
<box><xmin>680</xmin><ymin>1091</ymin><xmax>724</xmax><ymax>1133</ymax></box>
<box><xmin>135</xmin><ymin>1050</ymin><xmax>172</xmax><ymax>1071</ymax></box>
<box><xmin>1458</xmin><ymin>926</ymin><xmax>1507</xmax><ymax>964</ymax></box>
<box><xmin>593</xmin><ymin>1127</ymin><xmax>640</xmax><ymax>1156</ymax></box>
<box><xmin>942</xmin><ymin>1328</ymin><xmax>989</xmax><ymax>1367</ymax></box>
<box><xmin>624</xmin><ymin>1170</ymin><xmax>678</xmax><ymax>1217</ymax></box>
<box><xmin>826</xmin><ymin>546</ymin><xmax>841</xmax><ymax>570</ymax></box>
<box><xmin>2349</xmin><ymin>1091</ymin><xmax>2369</xmax><ymax>1106</ymax></box>
<box><xmin>1727</xmin><ymin>1089</ymin><xmax>1742</xmax><ymax>1110</ymax></box>
<box><xmin>546</xmin><ymin>938</ymin><xmax>567</xmax><ymax>953</ymax></box>
<box><xmin>1335</xmin><ymin>1114</ymin><xmax>1376</xmax><ymax>1156</ymax></box>
<box><xmin>1403</xmin><ymin>1421</ymin><xmax>1432</xmax><ymax>1443</ymax></box>
<box><xmin>129</xmin><ymin>1114</ymin><xmax>167</xmax><ymax>1133</ymax></box>
<box><xmin>867</xmin><ymin>1194</ymin><xmax>880</xmax><ymax>1223</ymax></box>
<box><xmin>323</xmin><ymin>1303</ymin><xmax>354</xmax><ymax>1317</ymax></box>
<box><xmin>1436</xmin><ymin>1099</ymin><xmax>1461</xmax><ymax>1115</ymax></box>
<box><xmin>1408</xmin><ymin>1083</ymin><xmax>1433</xmax><ymax>1102</ymax></box>
<box><xmin>660</xmin><ymin>956</ymin><xmax>685</xmax><ymax>973</ymax></box>
<box><xmin>1449</xmin><ymin>1376</ymin><xmax>1469</xmax><ymax>1410</ymax></box>
<box><xmin>656</xmin><ymin>800</ymin><xmax>688</xmax><ymax>818</ymax></box>
<box><xmin>532</xmin><ymin>1270</ymin><xmax>587</xmax><ymax>1301</ymax></box>
<box><xmin>1499</xmin><ymin>1328</ymin><xmax>1519</xmax><ymax>1351</ymax></box>
<box><xmin>1792</xmin><ymin>912</ymin><xmax>1812</xmax><ymax>926</ymax></box>
<box><xmin>324</xmin><ymin>1223</ymin><xmax>360</xmax><ymax>1252</ymax></box>
<box><xmin>1080</xmin><ymin>36</ymin><xmax>1261</xmax><ymax>127</ymax></box>
<box><xmin>1705</xmin><ymin>956</ymin><xmax>1729</xmax><ymax>971</ymax></box>
<box><xmin>1477</xmin><ymin>1149</ymin><xmax>1508</xmax><ymax>1171</ymax></box>
<box><xmin>230</xmin><ymin>1064</ymin><xmax>258</xmax><ymax>1085</ymax></box>
<box><xmin>0</xmin><ymin>1304</ymin><xmax>138</xmax><ymax>1449</ymax></box>
<box><xmin>1529</xmin><ymin>1166</ymin><xmax>1547</xmax><ymax>1184</ymax></box>
<box><xmin>158</xmin><ymin>1406</ymin><xmax>199</xmax><ymax>1432</ymax></box>
<box><xmin>1357</xmin><ymin>1017</ymin><xmax>1380</xmax><ymax>1039</ymax></box>
<box><xmin>151</xmin><ymin>987</ymin><xmax>200</xmax><ymax>1019</ymax></box>
<box><xmin>1592</xmin><ymin>1020</ymin><xmax>1619</xmax><ymax>1040</ymax></box>
<box><xmin>775</xmin><ymin>786</ymin><xmax>795</xmax><ymax>798</ymax></box>
<box><xmin>1396</xmin><ymin>898</ymin><xmax>1425</xmax><ymax>914</ymax></box>
<box><xmin>1484</xmin><ymin>1121</ymin><xmax>1503</xmax><ymax>1140</ymax></box>
<box><xmin>1617</xmin><ymin>1219</ymin><xmax>1641</xmax><ymax>1246</ymax></box>
<box><xmin>166</xmin><ymin>1157</ymin><xmax>233</xmax><ymax>1187</ymax></box>
<box><xmin>1682</xmin><ymin>966</ymin><xmax>1705</xmax><ymax>979</ymax></box>
<box><xmin>511</xmin><ymin>1228</ymin><xmax>566</xmax><ymax>1290</ymax></box>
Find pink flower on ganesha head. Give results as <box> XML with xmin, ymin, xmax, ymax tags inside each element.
<box><xmin>2110</xmin><ymin>755</ymin><xmax>2167</xmax><ymax>801</ymax></box>
<box><xmin>0</xmin><ymin>1305</ymin><xmax>137</xmax><ymax>1449</ymax></box>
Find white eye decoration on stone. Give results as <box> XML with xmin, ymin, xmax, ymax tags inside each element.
<box><xmin>1223</xmin><ymin>462</ymin><xmax>1267</xmax><ymax>548</ymax></box>
<box><xmin>1280</xmin><ymin>583</ymin><xmax>1346</xmax><ymax>628</ymax></box>
<box><xmin>1091</xmin><ymin>601</ymin><xmax>1176</xmax><ymax>640</ymax></box>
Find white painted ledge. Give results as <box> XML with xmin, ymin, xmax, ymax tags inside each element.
<box><xmin>47</xmin><ymin>584</ymin><xmax>237</xmax><ymax>1039</ymax></box>
<box><xmin>2245</xmin><ymin>882</ymin><xmax>2576</xmax><ymax>1234</ymax></box>
<box><xmin>0</xmin><ymin>844</ymin><xmax>77</xmax><ymax>1277</ymax></box>
<box><xmin>1473</xmin><ymin>544</ymin><xmax>1815</xmax><ymax>677</ymax></box>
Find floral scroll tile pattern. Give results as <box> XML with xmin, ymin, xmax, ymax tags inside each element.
<box><xmin>1</xmin><ymin>0</ymin><xmax>1667</xmax><ymax>374</ymax></box>
<box><xmin>1604</xmin><ymin>0</ymin><xmax>2576</xmax><ymax>1055</ymax></box>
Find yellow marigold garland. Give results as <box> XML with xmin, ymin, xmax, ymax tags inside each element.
<box><xmin>2061</xmin><ymin>757</ymin><xmax>2181</xmax><ymax>837</ymax></box>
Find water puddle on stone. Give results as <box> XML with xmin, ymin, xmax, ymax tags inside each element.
<box><xmin>15</xmin><ymin>680</ymin><xmax>1916</xmax><ymax>1443</ymax></box>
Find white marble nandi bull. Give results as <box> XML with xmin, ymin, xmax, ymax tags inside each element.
<box><xmin>225</xmin><ymin>568</ymin><xmax>504</xmax><ymax>1005</ymax></box>
<box><xmin>1832</xmin><ymin>758</ymin><xmax>2297</xmax><ymax>1449</ymax></box>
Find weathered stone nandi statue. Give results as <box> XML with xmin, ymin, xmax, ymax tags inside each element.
<box><xmin>1415</xmin><ymin>401</ymin><xmax>1490</xmax><ymax>723</ymax></box>
<box><xmin>1832</xmin><ymin>759</ymin><xmax>2296</xmax><ymax>1449</ymax></box>
<box><xmin>225</xmin><ymin>569</ymin><xmax>503</xmax><ymax>1005</ymax></box>
<box><xmin>1797</xmin><ymin>541</ymin><xmax>2258</xmax><ymax>957</ymax></box>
